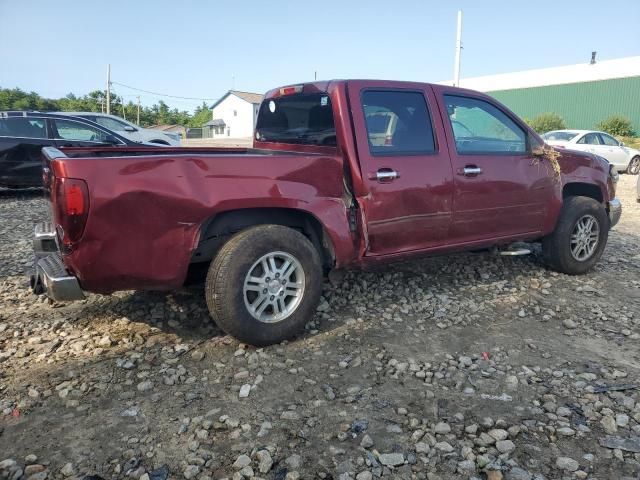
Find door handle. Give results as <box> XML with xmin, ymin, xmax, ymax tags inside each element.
<box><xmin>374</xmin><ymin>169</ymin><xmax>399</xmax><ymax>182</ymax></box>
<box><xmin>460</xmin><ymin>165</ymin><xmax>482</xmax><ymax>177</ymax></box>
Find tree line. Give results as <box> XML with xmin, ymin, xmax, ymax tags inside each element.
<box><xmin>0</xmin><ymin>87</ymin><xmax>213</xmax><ymax>128</ymax></box>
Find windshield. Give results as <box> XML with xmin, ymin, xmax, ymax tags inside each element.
<box><xmin>542</xmin><ymin>131</ymin><xmax>578</xmax><ymax>142</ymax></box>
<box><xmin>255</xmin><ymin>93</ymin><xmax>336</xmax><ymax>146</ymax></box>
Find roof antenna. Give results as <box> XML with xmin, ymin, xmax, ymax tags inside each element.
<box><xmin>590</xmin><ymin>51</ymin><xmax>597</xmax><ymax>65</ymax></box>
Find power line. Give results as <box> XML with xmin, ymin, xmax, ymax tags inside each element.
<box><xmin>111</xmin><ymin>81</ymin><xmax>220</xmax><ymax>102</ymax></box>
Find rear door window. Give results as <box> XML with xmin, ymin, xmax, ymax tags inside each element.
<box><xmin>0</xmin><ymin>117</ymin><xmax>48</xmax><ymax>138</ymax></box>
<box><xmin>53</xmin><ymin>118</ymin><xmax>115</xmax><ymax>143</ymax></box>
<box><xmin>255</xmin><ymin>93</ymin><xmax>336</xmax><ymax>146</ymax></box>
<box><xmin>361</xmin><ymin>90</ymin><xmax>436</xmax><ymax>155</ymax></box>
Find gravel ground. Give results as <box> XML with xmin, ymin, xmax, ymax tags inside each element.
<box><xmin>1</xmin><ymin>176</ymin><xmax>639</xmax><ymax>480</ymax></box>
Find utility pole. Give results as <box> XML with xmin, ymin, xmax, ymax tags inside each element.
<box><xmin>136</xmin><ymin>96</ymin><xmax>141</xmax><ymax>125</ymax></box>
<box><xmin>314</xmin><ymin>71</ymin><xmax>317</xmax><ymax>81</ymax></box>
<box><xmin>453</xmin><ymin>10</ymin><xmax>463</xmax><ymax>87</ymax></box>
<box><xmin>232</xmin><ymin>75</ymin><xmax>235</xmax><ymax>90</ymax></box>
<box><xmin>106</xmin><ymin>63</ymin><xmax>111</xmax><ymax>114</ymax></box>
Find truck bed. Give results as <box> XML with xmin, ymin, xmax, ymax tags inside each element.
<box><xmin>42</xmin><ymin>146</ymin><xmax>352</xmax><ymax>292</ymax></box>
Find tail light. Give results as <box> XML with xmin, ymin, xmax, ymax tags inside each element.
<box><xmin>54</xmin><ymin>178</ymin><xmax>89</xmax><ymax>250</ymax></box>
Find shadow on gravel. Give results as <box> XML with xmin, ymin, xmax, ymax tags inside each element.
<box><xmin>0</xmin><ymin>187</ymin><xmax>43</xmax><ymax>198</ymax></box>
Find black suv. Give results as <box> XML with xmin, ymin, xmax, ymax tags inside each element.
<box><xmin>0</xmin><ymin>111</ymin><xmax>140</xmax><ymax>188</ymax></box>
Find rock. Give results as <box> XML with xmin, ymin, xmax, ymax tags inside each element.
<box><xmin>434</xmin><ymin>422</ymin><xmax>451</xmax><ymax>434</ymax></box>
<box><xmin>378</xmin><ymin>453</ymin><xmax>404</xmax><ymax>467</ymax></box>
<box><xmin>238</xmin><ymin>384</ymin><xmax>251</xmax><ymax>398</ymax></box>
<box><xmin>505</xmin><ymin>467</ymin><xmax>532</xmax><ymax>480</ymax></box>
<box><xmin>233</xmin><ymin>454</ymin><xmax>251</xmax><ymax>469</ymax></box>
<box><xmin>0</xmin><ymin>459</ymin><xmax>17</xmax><ymax>470</ymax></box>
<box><xmin>496</xmin><ymin>440</ymin><xmax>515</xmax><ymax>453</ymax></box>
<box><xmin>488</xmin><ymin>429</ymin><xmax>509</xmax><ymax>441</ymax></box>
<box><xmin>598</xmin><ymin>435</ymin><xmax>640</xmax><ymax>452</ymax></box>
<box><xmin>356</xmin><ymin>472</ymin><xmax>372</xmax><ymax>480</ymax></box>
<box><xmin>557</xmin><ymin>427</ymin><xmax>575</xmax><ymax>436</ymax></box>
<box><xmin>183</xmin><ymin>465</ymin><xmax>199</xmax><ymax>479</ymax></box>
<box><xmin>600</xmin><ymin>415</ymin><xmax>617</xmax><ymax>434</ymax></box>
<box><xmin>256</xmin><ymin>450</ymin><xmax>273</xmax><ymax>474</ymax></box>
<box><xmin>285</xmin><ymin>454</ymin><xmax>302</xmax><ymax>469</ymax></box>
<box><xmin>486</xmin><ymin>471</ymin><xmax>504</xmax><ymax>480</ymax></box>
<box><xmin>190</xmin><ymin>350</ymin><xmax>205</xmax><ymax>361</ymax></box>
<box><xmin>616</xmin><ymin>413</ymin><xmax>629</xmax><ymax>427</ymax></box>
<box><xmin>434</xmin><ymin>442</ymin><xmax>454</xmax><ymax>452</ymax></box>
<box><xmin>360</xmin><ymin>434</ymin><xmax>374</xmax><ymax>448</ymax></box>
<box><xmin>60</xmin><ymin>463</ymin><xmax>75</xmax><ymax>477</ymax></box>
<box><xmin>415</xmin><ymin>442</ymin><xmax>430</xmax><ymax>454</ymax></box>
<box><xmin>137</xmin><ymin>381</ymin><xmax>153</xmax><ymax>392</ymax></box>
<box><xmin>562</xmin><ymin>319</ymin><xmax>577</xmax><ymax>329</ymax></box>
<box><xmin>556</xmin><ymin>457</ymin><xmax>579</xmax><ymax>471</ymax></box>
<box><xmin>148</xmin><ymin>466</ymin><xmax>169</xmax><ymax>480</ymax></box>
<box><xmin>24</xmin><ymin>455</ymin><xmax>37</xmax><ymax>465</ymax></box>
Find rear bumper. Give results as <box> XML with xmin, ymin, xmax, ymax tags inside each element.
<box><xmin>31</xmin><ymin>222</ymin><xmax>84</xmax><ymax>301</ymax></box>
<box><xmin>608</xmin><ymin>198</ymin><xmax>622</xmax><ymax>229</ymax></box>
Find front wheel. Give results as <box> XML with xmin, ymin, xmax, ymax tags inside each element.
<box><xmin>542</xmin><ymin>196</ymin><xmax>609</xmax><ymax>275</ymax></box>
<box><xmin>627</xmin><ymin>156</ymin><xmax>640</xmax><ymax>175</ymax></box>
<box><xmin>205</xmin><ymin>225</ymin><xmax>323</xmax><ymax>346</ymax></box>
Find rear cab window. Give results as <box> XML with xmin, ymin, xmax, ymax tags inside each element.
<box><xmin>255</xmin><ymin>92</ymin><xmax>336</xmax><ymax>146</ymax></box>
<box><xmin>361</xmin><ymin>90</ymin><xmax>436</xmax><ymax>155</ymax></box>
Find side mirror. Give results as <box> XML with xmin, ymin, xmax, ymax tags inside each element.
<box><xmin>124</xmin><ymin>126</ymin><xmax>136</xmax><ymax>132</ymax></box>
<box><xmin>619</xmin><ymin>141</ymin><xmax>625</xmax><ymax>147</ymax></box>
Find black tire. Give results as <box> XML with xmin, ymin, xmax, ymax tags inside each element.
<box><xmin>542</xmin><ymin>196</ymin><xmax>609</xmax><ymax>275</ymax></box>
<box><xmin>205</xmin><ymin>225</ymin><xmax>323</xmax><ymax>346</ymax></box>
<box><xmin>627</xmin><ymin>156</ymin><xmax>640</xmax><ymax>175</ymax></box>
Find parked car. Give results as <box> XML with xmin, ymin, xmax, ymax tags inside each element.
<box><xmin>542</xmin><ymin>129</ymin><xmax>640</xmax><ymax>175</ymax></box>
<box><xmin>55</xmin><ymin>112</ymin><xmax>181</xmax><ymax>146</ymax></box>
<box><xmin>0</xmin><ymin>111</ymin><xmax>157</xmax><ymax>188</ymax></box>
<box><xmin>31</xmin><ymin>80</ymin><xmax>621</xmax><ymax>346</ymax></box>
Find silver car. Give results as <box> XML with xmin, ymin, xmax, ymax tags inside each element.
<box><xmin>543</xmin><ymin>130</ymin><xmax>640</xmax><ymax>175</ymax></box>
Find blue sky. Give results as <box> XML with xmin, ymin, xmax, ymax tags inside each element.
<box><xmin>1</xmin><ymin>0</ymin><xmax>639</xmax><ymax>112</ymax></box>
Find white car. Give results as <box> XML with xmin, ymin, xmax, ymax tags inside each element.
<box><xmin>542</xmin><ymin>130</ymin><xmax>640</xmax><ymax>175</ymax></box>
<box><xmin>56</xmin><ymin>112</ymin><xmax>181</xmax><ymax>146</ymax></box>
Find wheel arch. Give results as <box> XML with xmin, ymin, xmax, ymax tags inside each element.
<box><xmin>192</xmin><ymin>207</ymin><xmax>336</xmax><ymax>270</ymax></box>
<box><xmin>562</xmin><ymin>182</ymin><xmax>604</xmax><ymax>203</ymax></box>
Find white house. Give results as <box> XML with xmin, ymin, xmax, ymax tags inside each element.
<box><xmin>205</xmin><ymin>90</ymin><xmax>264</xmax><ymax>139</ymax></box>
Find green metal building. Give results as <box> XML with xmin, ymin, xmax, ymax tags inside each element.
<box><xmin>457</xmin><ymin>56</ymin><xmax>640</xmax><ymax>133</ymax></box>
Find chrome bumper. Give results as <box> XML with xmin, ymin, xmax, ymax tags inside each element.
<box><xmin>31</xmin><ymin>222</ymin><xmax>84</xmax><ymax>301</ymax></box>
<box><xmin>608</xmin><ymin>198</ymin><xmax>622</xmax><ymax>229</ymax></box>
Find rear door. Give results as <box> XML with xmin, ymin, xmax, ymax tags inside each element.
<box><xmin>348</xmin><ymin>81</ymin><xmax>454</xmax><ymax>255</ymax></box>
<box><xmin>0</xmin><ymin>116</ymin><xmax>51</xmax><ymax>187</ymax></box>
<box><xmin>437</xmin><ymin>91</ymin><xmax>554</xmax><ymax>244</ymax></box>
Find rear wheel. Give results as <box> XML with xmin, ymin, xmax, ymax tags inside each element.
<box><xmin>205</xmin><ymin>225</ymin><xmax>322</xmax><ymax>346</ymax></box>
<box><xmin>627</xmin><ymin>156</ymin><xmax>640</xmax><ymax>175</ymax></box>
<box><xmin>542</xmin><ymin>196</ymin><xmax>608</xmax><ymax>275</ymax></box>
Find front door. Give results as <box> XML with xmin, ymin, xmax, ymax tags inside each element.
<box><xmin>348</xmin><ymin>82</ymin><xmax>454</xmax><ymax>256</ymax></box>
<box><xmin>437</xmin><ymin>92</ymin><xmax>554</xmax><ymax>244</ymax></box>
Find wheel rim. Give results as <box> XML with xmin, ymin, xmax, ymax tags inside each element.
<box><xmin>570</xmin><ymin>214</ymin><xmax>600</xmax><ymax>261</ymax></box>
<box><xmin>243</xmin><ymin>251</ymin><xmax>306</xmax><ymax>323</ymax></box>
<box><xmin>630</xmin><ymin>157</ymin><xmax>640</xmax><ymax>175</ymax></box>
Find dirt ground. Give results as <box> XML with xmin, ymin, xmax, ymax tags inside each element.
<box><xmin>0</xmin><ymin>176</ymin><xmax>639</xmax><ymax>480</ymax></box>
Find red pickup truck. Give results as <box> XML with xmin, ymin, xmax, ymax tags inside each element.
<box><xmin>32</xmin><ymin>80</ymin><xmax>621</xmax><ymax>345</ymax></box>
